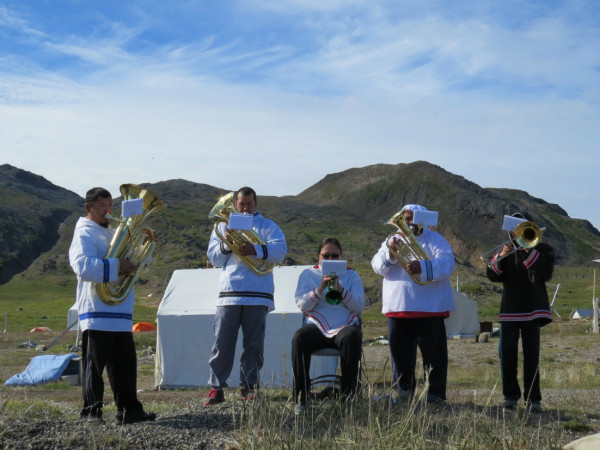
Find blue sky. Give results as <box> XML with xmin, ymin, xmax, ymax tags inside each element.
<box><xmin>1</xmin><ymin>1</ymin><xmax>599</xmax><ymax>232</ymax></box>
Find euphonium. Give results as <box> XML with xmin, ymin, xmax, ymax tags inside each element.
<box><xmin>96</xmin><ymin>184</ymin><xmax>164</xmax><ymax>305</ymax></box>
<box><xmin>385</xmin><ymin>210</ymin><xmax>432</xmax><ymax>285</ymax></box>
<box><xmin>480</xmin><ymin>221</ymin><xmax>545</xmax><ymax>265</ymax></box>
<box><xmin>208</xmin><ymin>192</ymin><xmax>274</xmax><ymax>276</ymax></box>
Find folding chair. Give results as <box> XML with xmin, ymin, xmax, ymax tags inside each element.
<box><xmin>308</xmin><ymin>317</ymin><xmax>364</xmax><ymax>398</ymax></box>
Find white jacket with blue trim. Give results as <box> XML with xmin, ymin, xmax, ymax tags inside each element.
<box><xmin>371</xmin><ymin>229</ymin><xmax>455</xmax><ymax>315</ymax></box>
<box><xmin>68</xmin><ymin>217</ymin><xmax>134</xmax><ymax>332</ymax></box>
<box><xmin>207</xmin><ymin>212</ymin><xmax>287</xmax><ymax>311</ymax></box>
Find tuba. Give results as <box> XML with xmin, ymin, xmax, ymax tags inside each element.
<box><xmin>208</xmin><ymin>192</ymin><xmax>274</xmax><ymax>276</ymax></box>
<box><xmin>385</xmin><ymin>210</ymin><xmax>432</xmax><ymax>285</ymax></box>
<box><xmin>480</xmin><ymin>221</ymin><xmax>545</xmax><ymax>265</ymax></box>
<box><xmin>96</xmin><ymin>184</ymin><xmax>164</xmax><ymax>305</ymax></box>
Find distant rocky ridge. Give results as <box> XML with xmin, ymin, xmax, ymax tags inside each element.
<box><xmin>0</xmin><ymin>165</ymin><xmax>82</xmax><ymax>284</ymax></box>
<box><xmin>1</xmin><ymin>162</ymin><xmax>599</xmax><ymax>290</ymax></box>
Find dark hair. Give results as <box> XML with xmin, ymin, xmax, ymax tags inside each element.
<box><xmin>85</xmin><ymin>187</ymin><xmax>111</xmax><ymax>205</ymax></box>
<box><xmin>235</xmin><ymin>186</ymin><xmax>257</xmax><ymax>202</ymax></box>
<box><xmin>511</xmin><ymin>211</ymin><xmax>533</xmax><ymax>221</ymax></box>
<box><xmin>317</xmin><ymin>237</ymin><xmax>342</xmax><ymax>256</ymax></box>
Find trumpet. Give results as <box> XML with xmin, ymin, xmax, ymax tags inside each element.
<box><xmin>325</xmin><ymin>273</ymin><xmax>343</xmax><ymax>305</ymax></box>
<box><xmin>480</xmin><ymin>221</ymin><xmax>545</xmax><ymax>265</ymax></box>
<box><xmin>208</xmin><ymin>192</ymin><xmax>274</xmax><ymax>276</ymax></box>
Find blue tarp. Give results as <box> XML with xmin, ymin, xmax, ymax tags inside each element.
<box><xmin>4</xmin><ymin>353</ymin><xmax>79</xmax><ymax>387</ymax></box>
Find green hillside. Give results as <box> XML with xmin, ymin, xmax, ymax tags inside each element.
<box><xmin>1</xmin><ymin>161</ymin><xmax>599</xmax><ymax>332</ymax></box>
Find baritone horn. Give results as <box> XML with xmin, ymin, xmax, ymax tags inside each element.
<box><xmin>385</xmin><ymin>210</ymin><xmax>432</xmax><ymax>285</ymax></box>
<box><xmin>208</xmin><ymin>192</ymin><xmax>274</xmax><ymax>276</ymax></box>
<box><xmin>480</xmin><ymin>221</ymin><xmax>545</xmax><ymax>265</ymax></box>
<box><xmin>96</xmin><ymin>184</ymin><xmax>164</xmax><ymax>305</ymax></box>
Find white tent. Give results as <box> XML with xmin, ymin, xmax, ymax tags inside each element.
<box><xmin>67</xmin><ymin>304</ymin><xmax>79</xmax><ymax>331</ymax></box>
<box><xmin>445</xmin><ymin>290</ymin><xmax>479</xmax><ymax>337</ymax></box>
<box><xmin>155</xmin><ymin>266</ymin><xmax>323</xmax><ymax>389</ymax></box>
<box><xmin>570</xmin><ymin>309</ymin><xmax>595</xmax><ymax>319</ymax></box>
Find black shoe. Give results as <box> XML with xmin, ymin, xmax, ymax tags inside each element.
<box><xmin>311</xmin><ymin>386</ymin><xmax>339</xmax><ymax>401</ymax></box>
<box><xmin>294</xmin><ymin>402</ymin><xmax>307</xmax><ymax>415</ymax></box>
<box><xmin>527</xmin><ymin>401</ymin><xmax>543</xmax><ymax>413</ymax></box>
<box><xmin>503</xmin><ymin>398</ymin><xmax>517</xmax><ymax>410</ymax></box>
<box><xmin>426</xmin><ymin>394</ymin><xmax>446</xmax><ymax>404</ymax></box>
<box><xmin>81</xmin><ymin>414</ymin><xmax>103</xmax><ymax>424</ymax></box>
<box><xmin>122</xmin><ymin>410</ymin><xmax>157</xmax><ymax>425</ymax></box>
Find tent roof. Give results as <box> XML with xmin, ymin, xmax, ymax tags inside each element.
<box><xmin>157</xmin><ymin>266</ymin><xmax>312</xmax><ymax>316</ymax></box>
<box><xmin>30</xmin><ymin>327</ymin><xmax>51</xmax><ymax>333</ymax></box>
<box><xmin>570</xmin><ymin>309</ymin><xmax>594</xmax><ymax>318</ymax></box>
<box><xmin>133</xmin><ymin>322</ymin><xmax>157</xmax><ymax>332</ymax></box>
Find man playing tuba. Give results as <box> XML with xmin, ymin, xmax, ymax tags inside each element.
<box><xmin>68</xmin><ymin>187</ymin><xmax>156</xmax><ymax>424</ymax></box>
<box><xmin>371</xmin><ymin>204</ymin><xmax>455</xmax><ymax>404</ymax></box>
<box><xmin>204</xmin><ymin>186</ymin><xmax>287</xmax><ymax>405</ymax></box>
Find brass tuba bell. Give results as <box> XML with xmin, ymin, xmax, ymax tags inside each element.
<box><xmin>208</xmin><ymin>192</ymin><xmax>274</xmax><ymax>276</ymax></box>
<box><xmin>96</xmin><ymin>184</ymin><xmax>164</xmax><ymax>305</ymax></box>
<box><xmin>385</xmin><ymin>210</ymin><xmax>432</xmax><ymax>285</ymax></box>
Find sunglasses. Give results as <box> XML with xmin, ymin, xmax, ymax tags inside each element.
<box><xmin>320</xmin><ymin>253</ymin><xmax>340</xmax><ymax>259</ymax></box>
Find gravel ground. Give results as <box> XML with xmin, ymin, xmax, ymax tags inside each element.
<box><xmin>2</xmin><ymin>324</ymin><xmax>600</xmax><ymax>449</ymax></box>
<box><xmin>0</xmin><ymin>397</ymin><xmax>248</xmax><ymax>450</ymax></box>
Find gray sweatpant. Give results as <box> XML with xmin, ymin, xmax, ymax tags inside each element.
<box><xmin>208</xmin><ymin>305</ymin><xmax>267</xmax><ymax>388</ymax></box>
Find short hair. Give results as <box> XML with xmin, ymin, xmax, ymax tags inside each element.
<box><xmin>317</xmin><ymin>237</ymin><xmax>343</xmax><ymax>256</ymax></box>
<box><xmin>235</xmin><ymin>186</ymin><xmax>257</xmax><ymax>202</ymax></box>
<box><xmin>511</xmin><ymin>211</ymin><xmax>533</xmax><ymax>221</ymax></box>
<box><xmin>85</xmin><ymin>187</ymin><xmax>111</xmax><ymax>205</ymax></box>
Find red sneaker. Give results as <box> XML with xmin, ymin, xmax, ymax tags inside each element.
<box><xmin>204</xmin><ymin>388</ymin><xmax>224</xmax><ymax>406</ymax></box>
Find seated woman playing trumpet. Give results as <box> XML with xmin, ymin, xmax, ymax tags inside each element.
<box><xmin>291</xmin><ymin>237</ymin><xmax>365</xmax><ymax>413</ymax></box>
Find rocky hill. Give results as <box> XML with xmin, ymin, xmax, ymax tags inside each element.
<box><xmin>296</xmin><ymin>161</ymin><xmax>600</xmax><ymax>266</ymax></box>
<box><xmin>2</xmin><ymin>162</ymin><xmax>599</xmax><ymax>300</ymax></box>
<box><xmin>0</xmin><ymin>165</ymin><xmax>82</xmax><ymax>284</ymax></box>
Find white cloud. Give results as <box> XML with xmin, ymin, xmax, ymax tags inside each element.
<box><xmin>0</xmin><ymin>1</ymin><xmax>599</xmax><ymax>230</ymax></box>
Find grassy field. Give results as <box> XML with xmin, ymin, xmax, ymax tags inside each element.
<box><xmin>0</xmin><ymin>265</ymin><xmax>598</xmax><ymax>333</ymax></box>
<box><xmin>1</xmin><ymin>320</ymin><xmax>599</xmax><ymax>448</ymax></box>
<box><xmin>0</xmin><ymin>265</ymin><xmax>599</xmax><ymax>447</ymax></box>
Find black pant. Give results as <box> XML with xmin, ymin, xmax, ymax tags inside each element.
<box><xmin>499</xmin><ymin>321</ymin><xmax>542</xmax><ymax>403</ymax></box>
<box><xmin>387</xmin><ymin>316</ymin><xmax>448</xmax><ymax>400</ymax></box>
<box><xmin>80</xmin><ymin>330</ymin><xmax>143</xmax><ymax>417</ymax></box>
<box><xmin>291</xmin><ymin>324</ymin><xmax>362</xmax><ymax>403</ymax></box>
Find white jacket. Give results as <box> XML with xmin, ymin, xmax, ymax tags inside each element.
<box><xmin>371</xmin><ymin>229</ymin><xmax>455</xmax><ymax>315</ymax></box>
<box><xmin>68</xmin><ymin>217</ymin><xmax>134</xmax><ymax>332</ymax></box>
<box><xmin>207</xmin><ymin>212</ymin><xmax>287</xmax><ymax>311</ymax></box>
<box><xmin>295</xmin><ymin>265</ymin><xmax>364</xmax><ymax>337</ymax></box>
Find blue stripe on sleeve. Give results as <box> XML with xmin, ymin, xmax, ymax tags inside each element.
<box><xmin>102</xmin><ymin>259</ymin><xmax>110</xmax><ymax>283</ymax></box>
<box><xmin>425</xmin><ymin>260</ymin><xmax>433</xmax><ymax>282</ymax></box>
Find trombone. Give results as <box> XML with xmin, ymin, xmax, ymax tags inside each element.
<box><xmin>480</xmin><ymin>221</ymin><xmax>545</xmax><ymax>265</ymax></box>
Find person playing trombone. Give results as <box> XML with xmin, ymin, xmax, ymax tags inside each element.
<box><xmin>486</xmin><ymin>212</ymin><xmax>555</xmax><ymax>413</ymax></box>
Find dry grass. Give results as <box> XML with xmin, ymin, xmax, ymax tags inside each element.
<box><xmin>1</xmin><ymin>319</ymin><xmax>600</xmax><ymax>448</ymax></box>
